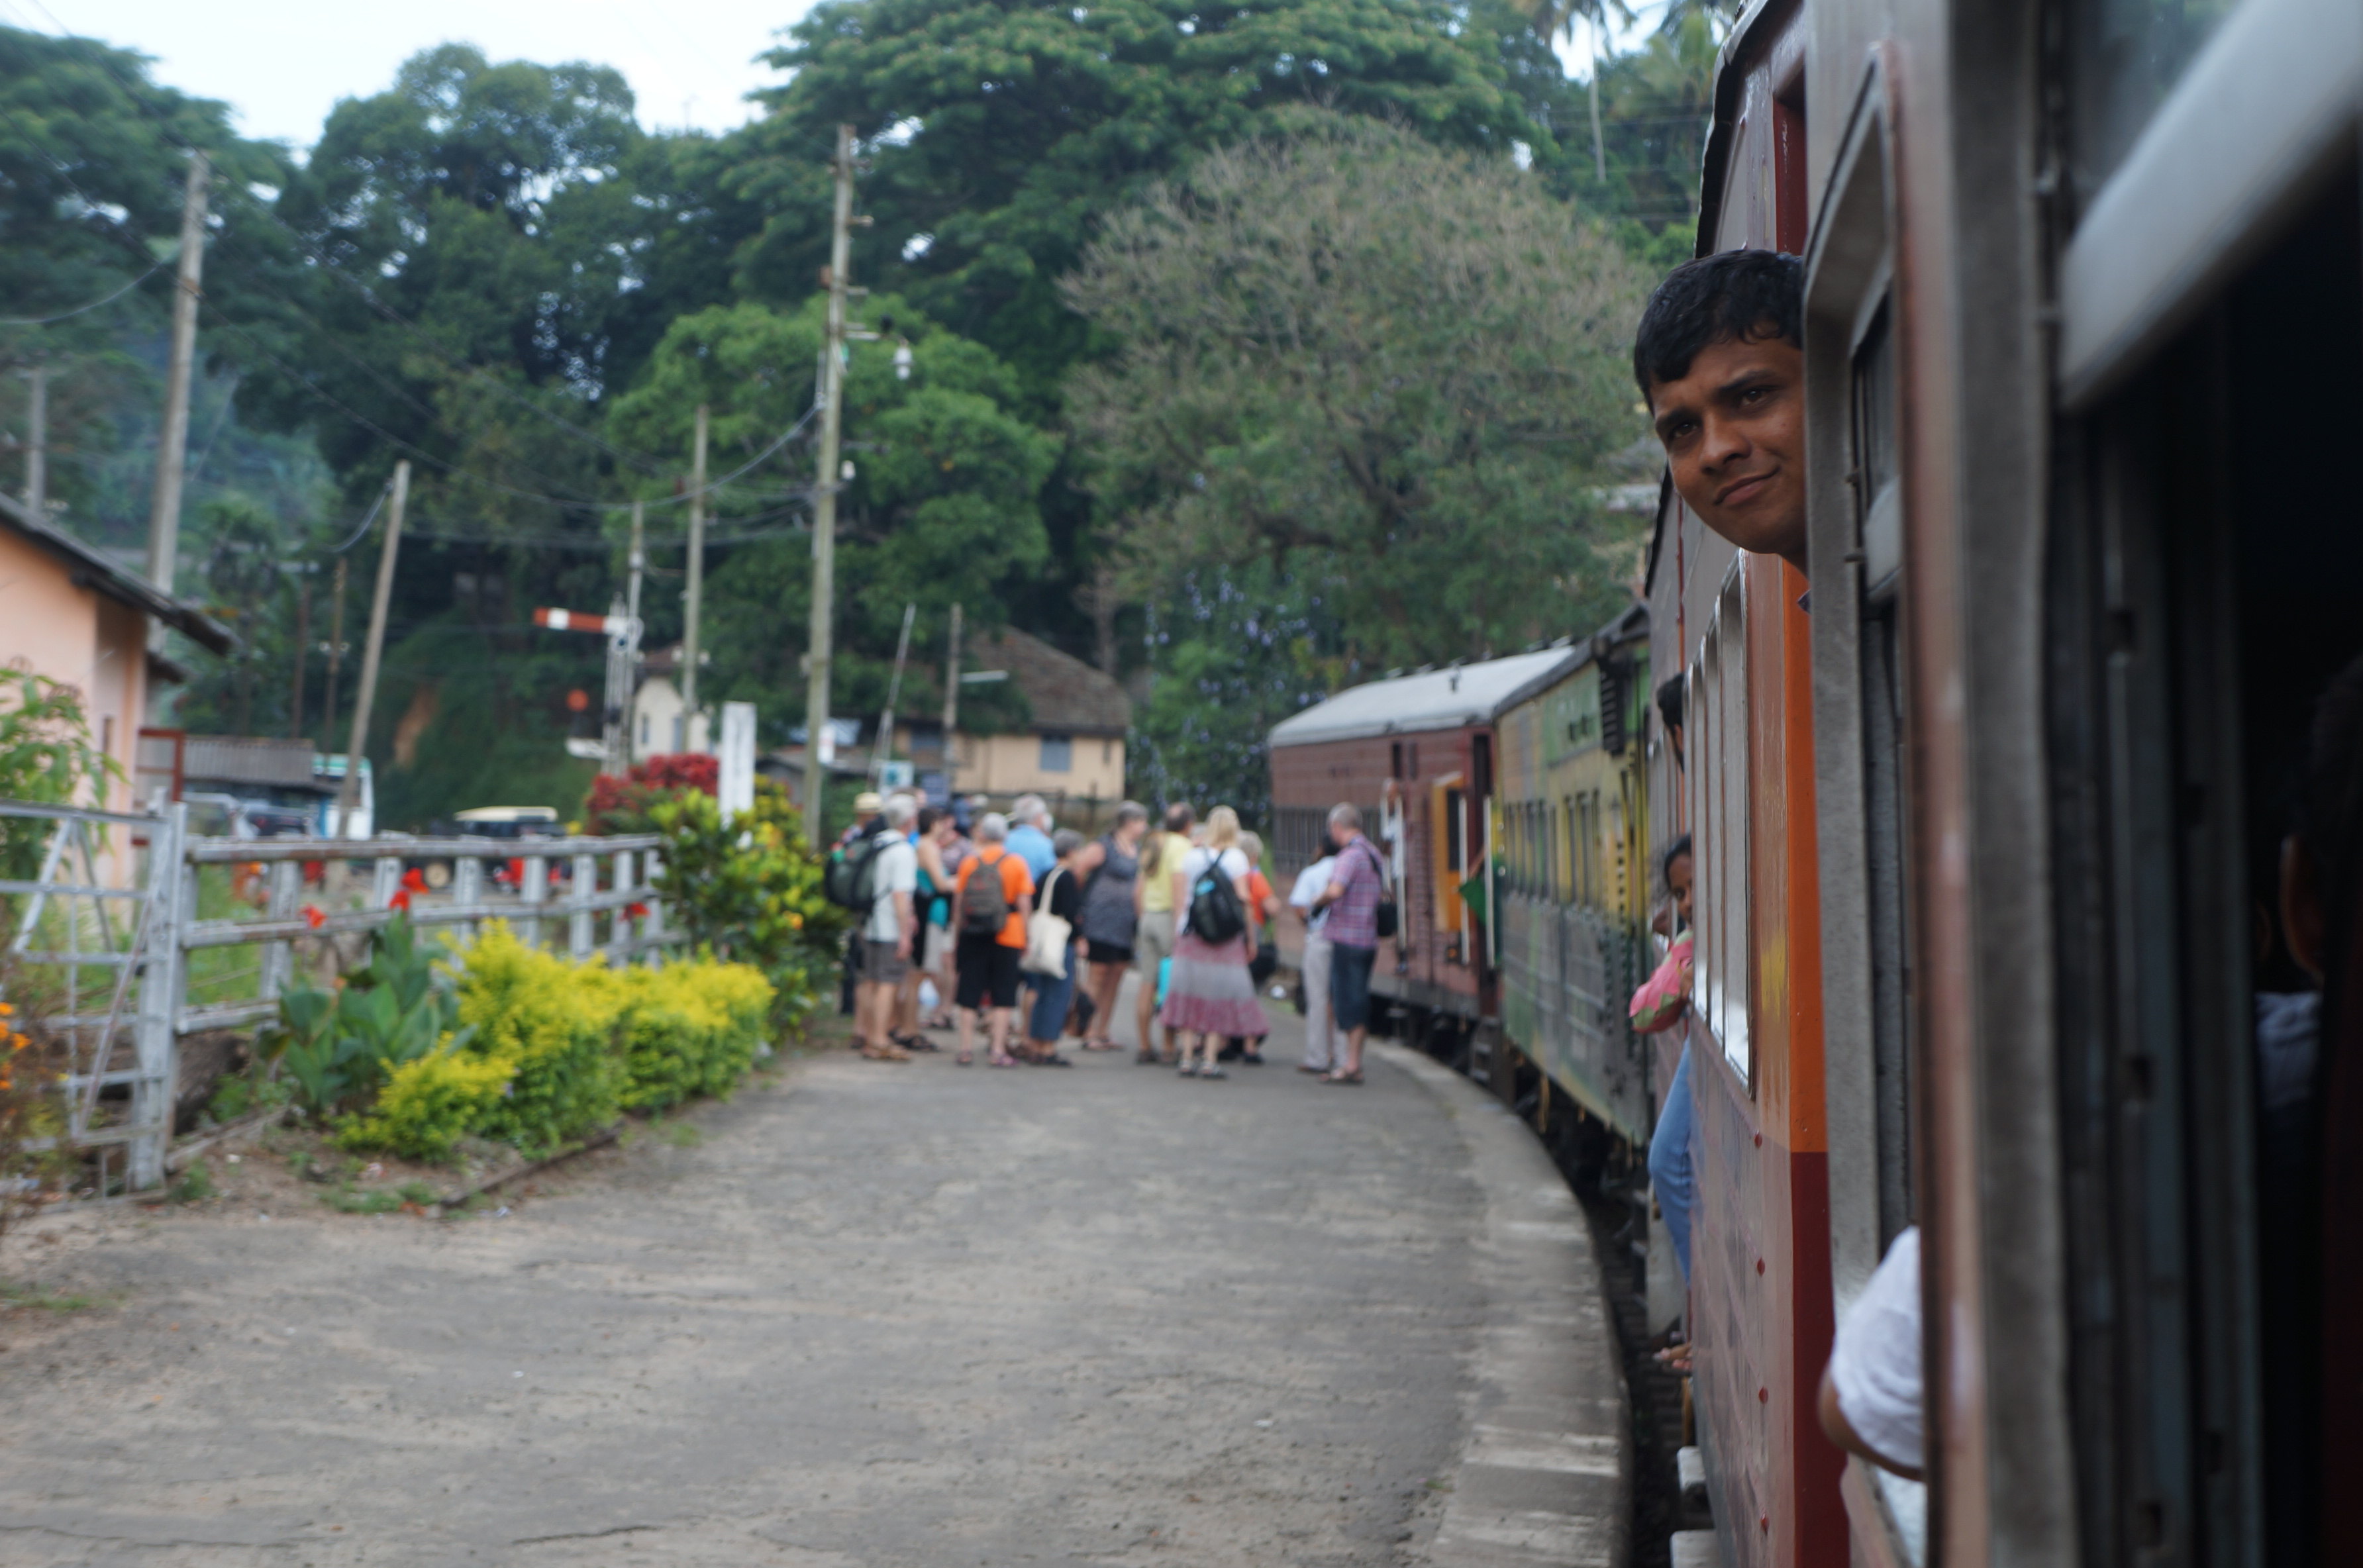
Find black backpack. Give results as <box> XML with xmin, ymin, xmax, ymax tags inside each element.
<box><xmin>1352</xmin><ymin>837</ymin><xmax>1399</xmax><ymax>940</ymax></box>
<box><xmin>1184</xmin><ymin>854</ymin><xmax>1248</xmax><ymax>945</ymax></box>
<box><xmin>825</xmin><ymin>830</ymin><xmax>892</xmax><ymax>912</ymax></box>
<box><xmin>958</xmin><ymin>850</ymin><xmax>1013</xmax><ymax>936</ymax></box>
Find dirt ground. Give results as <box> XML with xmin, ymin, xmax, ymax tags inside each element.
<box><xmin>0</xmin><ymin>981</ymin><xmax>1508</xmax><ymax>1567</ymax></box>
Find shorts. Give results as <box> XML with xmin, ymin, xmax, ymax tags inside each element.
<box><xmin>923</xmin><ymin>923</ymin><xmax>953</xmax><ymax>976</ymax></box>
<box><xmin>864</xmin><ymin>940</ymin><xmax>909</xmax><ymax>985</ymax></box>
<box><xmin>1330</xmin><ymin>942</ymin><xmax>1379</xmax><ymax>1032</ymax></box>
<box><xmin>1134</xmin><ymin>908</ymin><xmax>1176</xmax><ymax>974</ymax></box>
<box><xmin>955</xmin><ymin>932</ymin><xmax>1022</xmax><ymax>1011</ymax></box>
<box><xmin>1086</xmin><ymin>939</ymin><xmax>1134</xmax><ymax>967</ymax></box>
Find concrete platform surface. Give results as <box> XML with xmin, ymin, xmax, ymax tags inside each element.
<box><xmin>0</xmin><ymin>980</ymin><xmax>1625</xmax><ymax>1567</ymax></box>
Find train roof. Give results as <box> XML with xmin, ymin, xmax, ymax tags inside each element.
<box><xmin>1270</xmin><ymin>607</ymin><xmax>1649</xmax><ymax>749</ymax></box>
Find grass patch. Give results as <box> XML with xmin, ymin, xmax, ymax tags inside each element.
<box><xmin>168</xmin><ymin>1161</ymin><xmax>217</xmax><ymax>1204</ymax></box>
<box><xmin>663</xmin><ymin>1121</ymin><xmax>703</xmax><ymax>1149</ymax></box>
<box><xmin>1</xmin><ymin>1281</ymin><xmax>107</xmax><ymax>1312</ymax></box>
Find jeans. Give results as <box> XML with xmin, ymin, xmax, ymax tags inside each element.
<box><xmin>1648</xmin><ymin>1035</ymin><xmax>1698</xmax><ymax>1287</ymax></box>
<box><xmin>1026</xmin><ymin>963</ymin><xmax>1077</xmax><ymax>1042</ymax></box>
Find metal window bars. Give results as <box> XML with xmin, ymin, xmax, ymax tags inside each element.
<box><xmin>0</xmin><ymin>799</ymin><xmax>678</xmax><ymax>1191</ymax></box>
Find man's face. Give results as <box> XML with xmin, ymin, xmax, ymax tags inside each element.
<box><xmin>1648</xmin><ymin>332</ymin><xmax>1809</xmax><ymax>573</ymax></box>
<box><xmin>1329</xmin><ymin>820</ymin><xmax>1352</xmax><ymax>850</ymax></box>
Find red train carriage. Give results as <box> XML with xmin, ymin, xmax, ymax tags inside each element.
<box><xmin>1268</xmin><ymin>650</ymin><xmax>1584</xmax><ymax>1059</ymax></box>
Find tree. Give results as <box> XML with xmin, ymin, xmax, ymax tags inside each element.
<box><xmin>0</xmin><ymin>28</ymin><xmax>304</xmax><ymax>534</ymax></box>
<box><xmin>1065</xmin><ymin>119</ymin><xmax>1652</xmax><ymax>679</ymax></box>
<box><xmin>737</xmin><ymin>0</ymin><xmax>1557</xmax><ymax>399</ymax></box>
<box><xmin>605</xmin><ymin>296</ymin><xmax>1058</xmax><ymax>744</ymax></box>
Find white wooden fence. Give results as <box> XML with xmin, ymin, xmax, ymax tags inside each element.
<box><xmin>0</xmin><ymin>799</ymin><xmax>677</xmax><ymax>1191</ymax></box>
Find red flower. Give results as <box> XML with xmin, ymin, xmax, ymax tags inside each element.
<box><xmin>626</xmin><ymin>902</ymin><xmax>649</xmax><ymax>920</ymax></box>
<box><xmin>388</xmin><ymin>889</ymin><xmax>412</xmax><ymax>912</ymax></box>
<box><xmin>302</xmin><ymin>904</ymin><xmax>327</xmax><ymax>930</ymax></box>
<box><xmin>401</xmin><ymin>867</ymin><xmax>429</xmax><ymax>893</ymax></box>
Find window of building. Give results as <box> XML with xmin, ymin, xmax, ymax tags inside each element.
<box><xmin>1038</xmin><ymin>732</ymin><xmax>1073</xmax><ymax>773</ymax></box>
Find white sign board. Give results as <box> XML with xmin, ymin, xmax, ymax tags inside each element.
<box><xmin>719</xmin><ymin>702</ymin><xmax>757</xmax><ymax>822</ymax></box>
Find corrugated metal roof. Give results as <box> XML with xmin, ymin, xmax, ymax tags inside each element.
<box><xmin>183</xmin><ymin>736</ymin><xmax>330</xmax><ymax>791</ymax></box>
<box><xmin>1269</xmin><ymin>649</ymin><xmax>1584</xmax><ymax>749</ymax></box>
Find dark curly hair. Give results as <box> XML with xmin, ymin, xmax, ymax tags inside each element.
<box><xmin>1633</xmin><ymin>249</ymin><xmax>1805</xmax><ymax>403</ymax></box>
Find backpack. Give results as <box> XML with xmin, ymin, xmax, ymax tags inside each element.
<box><xmin>958</xmin><ymin>850</ymin><xmax>1012</xmax><ymax>936</ymax></box>
<box><xmin>1183</xmin><ymin>852</ymin><xmax>1248</xmax><ymax>945</ymax></box>
<box><xmin>1352</xmin><ymin>836</ymin><xmax>1399</xmax><ymax>940</ymax></box>
<box><xmin>825</xmin><ymin>830</ymin><xmax>892</xmax><ymax>912</ymax></box>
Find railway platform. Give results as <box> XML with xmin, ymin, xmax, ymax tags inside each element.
<box><xmin>0</xmin><ymin>980</ymin><xmax>1627</xmax><ymax>1567</ymax></box>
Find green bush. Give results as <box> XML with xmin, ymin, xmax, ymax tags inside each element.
<box><xmin>454</xmin><ymin>924</ymin><xmax>625</xmax><ymax>1154</ymax></box>
<box><xmin>649</xmin><ymin>781</ymin><xmax>844</xmax><ymax>1032</ymax></box>
<box><xmin>337</xmin><ymin>1050</ymin><xmax>515</xmax><ymax>1161</ymax></box>
<box><xmin>256</xmin><ymin>913</ymin><xmax>474</xmax><ymax>1115</ymax></box>
<box><xmin>615</xmin><ymin>961</ymin><xmax>774</xmax><ymax>1111</ymax></box>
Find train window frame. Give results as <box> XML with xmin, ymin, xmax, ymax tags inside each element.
<box><xmin>1802</xmin><ymin>46</ymin><xmax>1925</xmax><ymax>1320</ymax></box>
<box><xmin>2056</xmin><ymin>0</ymin><xmax>2360</xmax><ymax>408</ymax></box>
<box><xmin>1693</xmin><ymin>559</ymin><xmax>1754</xmax><ymax>1091</ymax></box>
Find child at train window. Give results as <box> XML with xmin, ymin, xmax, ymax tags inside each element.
<box><xmin>1633</xmin><ymin>249</ymin><xmax>1810</xmax><ymax>579</ymax></box>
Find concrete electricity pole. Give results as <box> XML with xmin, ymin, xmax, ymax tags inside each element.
<box><xmin>803</xmin><ymin>122</ymin><xmax>860</xmax><ymax>848</ymax></box>
<box><xmin>145</xmin><ymin>150</ymin><xmax>210</xmax><ymax>611</ymax></box>
<box><xmin>287</xmin><ymin>568</ymin><xmax>310</xmax><ymax>741</ymax></box>
<box><xmin>873</xmin><ymin>601</ymin><xmax>917</xmax><ymax>786</ymax></box>
<box><xmin>682</xmin><ymin>405</ymin><xmax>708</xmax><ymax>750</ymax></box>
<box><xmin>336</xmin><ymin>460</ymin><xmax>408</xmax><ymax>840</ymax></box>
<box><xmin>625</xmin><ymin>499</ymin><xmax>646</xmax><ymax>763</ymax></box>
<box><xmin>940</xmin><ymin>601</ymin><xmax>963</xmax><ymax>797</ymax></box>
<box><xmin>322</xmin><ymin>556</ymin><xmax>348</xmax><ymax>744</ymax></box>
<box><xmin>20</xmin><ymin>364</ymin><xmax>46</xmax><ymax>517</ymax></box>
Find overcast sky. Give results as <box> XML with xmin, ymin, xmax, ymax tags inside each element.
<box><xmin>5</xmin><ymin>0</ymin><xmax>1622</xmax><ymax>152</ymax></box>
<box><xmin>6</xmin><ymin>0</ymin><xmax>805</xmax><ymax>145</ymax></box>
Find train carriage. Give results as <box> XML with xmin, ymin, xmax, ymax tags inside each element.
<box><xmin>1268</xmin><ymin>650</ymin><xmax>1576</xmax><ymax>1052</ymax></box>
<box><xmin>1656</xmin><ymin>0</ymin><xmax>2363</xmax><ymax>1563</ymax></box>
<box><xmin>1490</xmin><ymin>604</ymin><xmax>1656</xmax><ymax>1146</ymax></box>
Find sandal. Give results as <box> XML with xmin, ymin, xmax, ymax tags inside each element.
<box><xmin>1199</xmin><ymin>1064</ymin><xmax>1227</xmax><ymax>1080</ymax></box>
<box><xmin>956</xmin><ymin>1051</ymin><xmax>974</xmax><ymax>1067</ymax></box>
<box><xmin>987</xmin><ymin>1054</ymin><xmax>1021</xmax><ymax>1069</ymax></box>
<box><xmin>1177</xmin><ymin>1061</ymin><xmax>1199</xmax><ymax>1077</ymax></box>
<box><xmin>1027</xmin><ymin>1052</ymin><xmax>1074</xmax><ymax>1068</ymax></box>
<box><xmin>1136</xmin><ymin>1048</ymin><xmax>1158</xmax><ymax>1065</ymax></box>
<box><xmin>1240</xmin><ymin>1050</ymin><xmax>1265</xmax><ymax>1066</ymax></box>
<box><xmin>1323</xmin><ymin>1069</ymin><xmax>1366</xmax><ymax>1086</ymax></box>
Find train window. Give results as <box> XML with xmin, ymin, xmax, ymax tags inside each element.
<box><xmin>2050</xmin><ymin>162</ymin><xmax>2359</xmax><ymax>1568</ymax></box>
<box><xmin>1390</xmin><ymin>742</ymin><xmax>1404</xmax><ymax>780</ymax></box>
<box><xmin>1694</xmin><ymin>564</ymin><xmax>1753</xmax><ymax>1089</ymax></box>
<box><xmin>2065</xmin><ymin>0</ymin><xmax>2246</xmax><ymax>202</ymax></box>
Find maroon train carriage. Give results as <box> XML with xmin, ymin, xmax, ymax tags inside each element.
<box><xmin>1267</xmin><ymin>648</ymin><xmax>1587</xmax><ymax>1064</ymax></box>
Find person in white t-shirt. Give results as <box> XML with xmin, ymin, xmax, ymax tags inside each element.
<box><xmin>1818</xmin><ymin>1226</ymin><xmax>1923</xmax><ymax>1479</ymax></box>
<box><xmin>1289</xmin><ymin>854</ymin><xmax>1338</xmax><ymax>1073</ymax></box>
<box><xmin>857</xmin><ymin>795</ymin><xmax>921</xmax><ymax>1062</ymax></box>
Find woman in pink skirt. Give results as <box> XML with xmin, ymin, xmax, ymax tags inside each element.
<box><xmin>1160</xmin><ymin>805</ymin><xmax>1268</xmax><ymax>1079</ymax></box>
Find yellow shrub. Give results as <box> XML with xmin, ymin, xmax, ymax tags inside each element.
<box><xmin>615</xmin><ymin>960</ymin><xmax>775</xmax><ymax>1110</ymax></box>
<box><xmin>338</xmin><ymin>1049</ymin><xmax>514</xmax><ymax>1161</ymax></box>
<box><xmin>454</xmin><ymin>924</ymin><xmax>625</xmax><ymax>1152</ymax></box>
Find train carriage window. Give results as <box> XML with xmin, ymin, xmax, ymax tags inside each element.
<box><xmin>2066</xmin><ymin>0</ymin><xmax>2247</xmax><ymax>202</ymax></box>
<box><xmin>1695</xmin><ymin>567</ymin><xmax>1753</xmax><ymax>1089</ymax></box>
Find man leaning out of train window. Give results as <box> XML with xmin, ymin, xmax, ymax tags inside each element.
<box><xmin>1634</xmin><ymin>249</ymin><xmax>1810</xmax><ymax>581</ymax></box>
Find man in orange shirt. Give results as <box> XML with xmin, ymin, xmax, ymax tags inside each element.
<box><xmin>951</xmin><ymin>812</ymin><xmax>1035</xmax><ymax>1068</ymax></box>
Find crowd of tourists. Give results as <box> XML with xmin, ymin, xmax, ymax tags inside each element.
<box><xmin>834</xmin><ymin>790</ymin><xmax>1388</xmax><ymax>1085</ymax></box>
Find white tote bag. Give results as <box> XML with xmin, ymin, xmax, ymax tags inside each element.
<box><xmin>1022</xmin><ymin>867</ymin><xmax>1072</xmax><ymax>978</ymax></box>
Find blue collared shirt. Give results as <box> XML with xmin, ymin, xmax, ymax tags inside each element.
<box><xmin>1006</xmin><ymin>822</ymin><xmax>1058</xmax><ymax>879</ymax></box>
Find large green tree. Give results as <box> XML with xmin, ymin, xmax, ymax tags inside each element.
<box><xmin>1066</xmin><ymin>119</ymin><xmax>1651</xmax><ymax>676</ymax></box>
<box><xmin>605</xmin><ymin>296</ymin><xmax>1057</xmax><ymax>744</ymax></box>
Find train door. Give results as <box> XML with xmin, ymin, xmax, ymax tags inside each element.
<box><xmin>2046</xmin><ymin>2</ymin><xmax>2362</xmax><ymax>1561</ymax></box>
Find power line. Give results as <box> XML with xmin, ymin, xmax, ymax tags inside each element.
<box><xmin>0</xmin><ymin>257</ymin><xmax>170</xmax><ymax>326</ymax></box>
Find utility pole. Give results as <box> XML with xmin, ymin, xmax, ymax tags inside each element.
<box><xmin>145</xmin><ymin>150</ymin><xmax>210</xmax><ymax>611</ymax></box>
<box><xmin>873</xmin><ymin>602</ymin><xmax>916</xmax><ymax>786</ymax></box>
<box><xmin>336</xmin><ymin>460</ymin><xmax>407</xmax><ymax>840</ymax></box>
<box><xmin>805</xmin><ymin>122</ymin><xmax>859</xmax><ymax>848</ymax></box>
<box><xmin>625</xmin><ymin>499</ymin><xmax>645</xmax><ymax>763</ymax></box>
<box><xmin>322</xmin><ymin>556</ymin><xmax>348</xmax><ymax>745</ymax></box>
<box><xmin>682</xmin><ymin>406</ymin><xmax>708</xmax><ymax>751</ymax></box>
<box><xmin>287</xmin><ymin>568</ymin><xmax>311</xmax><ymax>741</ymax></box>
<box><xmin>940</xmin><ymin>601</ymin><xmax>963</xmax><ymax>800</ymax></box>
<box><xmin>21</xmin><ymin>364</ymin><xmax>46</xmax><ymax>517</ymax></box>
